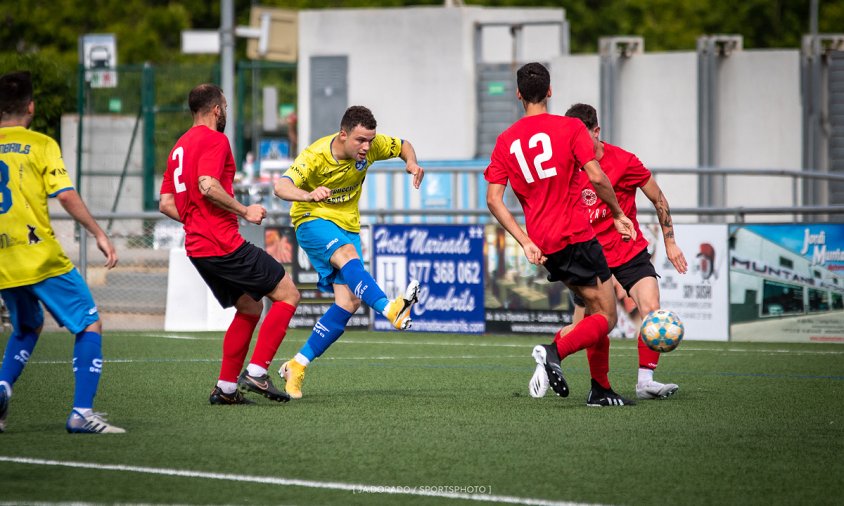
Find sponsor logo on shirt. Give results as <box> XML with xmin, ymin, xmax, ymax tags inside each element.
<box><xmin>581</xmin><ymin>188</ymin><xmax>597</xmax><ymax>207</ymax></box>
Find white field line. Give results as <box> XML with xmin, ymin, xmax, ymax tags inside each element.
<box><xmin>135</xmin><ymin>334</ymin><xmax>844</xmax><ymax>355</ymax></box>
<box><xmin>27</xmin><ymin>356</ymin><xmax>527</xmax><ymax>365</ymax></box>
<box><xmin>0</xmin><ymin>456</ymin><xmax>601</xmax><ymax>506</ymax></box>
<box><xmin>139</xmin><ymin>334</ymin><xmax>218</xmax><ymax>340</ymax></box>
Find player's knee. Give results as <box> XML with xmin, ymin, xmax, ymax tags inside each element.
<box><xmin>266</xmin><ymin>273</ymin><xmax>300</xmax><ymax>306</ymax></box>
<box><xmin>82</xmin><ymin>320</ymin><xmax>102</xmax><ymax>335</ymax></box>
<box><xmin>282</xmin><ymin>285</ymin><xmax>301</xmax><ymax>306</ymax></box>
<box><xmin>600</xmin><ymin>307</ymin><xmax>618</xmax><ymax>329</ymax></box>
<box><xmin>638</xmin><ymin>301</ymin><xmax>660</xmax><ymax>315</ymax></box>
<box><xmin>337</xmin><ymin>298</ymin><xmax>361</xmax><ymax>314</ymax></box>
<box><xmin>235</xmin><ymin>296</ymin><xmax>263</xmax><ymax>316</ymax></box>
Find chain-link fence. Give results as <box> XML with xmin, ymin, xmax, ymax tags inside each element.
<box><xmin>43</xmin><ymin>62</ymin><xmax>296</xmax><ymax>332</ymax></box>
<box><xmin>42</xmin><ymin>214</ymin><xmax>174</xmax><ymax>332</ymax></box>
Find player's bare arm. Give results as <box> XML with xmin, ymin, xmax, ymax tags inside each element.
<box><xmin>158</xmin><ymin>193</ymin><xmax>181</xmax><ymax>222</ymax></box>
<box><xmin>198</xmin><ymin>175</ymin><xmax>266</xmax><ymax>225</ymax></box>
<box><xmin>273</xmin><ymin>176</ymin><xmax>332</xmax><ymax>202</ymax></box>
<box><xmin>400</xmin><ymin>139</ymin><xmax>424</xmax><ymax>189</ymax></box>
<box><xmin>641</xmin><ymin>177</ymin><xmax>688</xmax><ymax>274</ymax></box>
<box><xmin>56</xmin><ymin>189</ymin><xmax>118</xmax><ymax>269</ymax></box>
<box><xmin>582</xmin><ymin>159</ymin><xmax>637</xmax><ymax>242</ymax></box>
<box><xmin>486</xmin><ymin>183</ymin><xmax>546</xmax><ymax>265</ymax></box>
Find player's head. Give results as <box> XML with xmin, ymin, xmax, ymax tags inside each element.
<box><xmin>565</xmin><ymin>103</ymin><xmax>598</xmax><ymax>130</ymax></box>
<box><xmin>516</xmin><ymin>62</ymin><xmax>551</xmax><ymax>105</ymax></box>
<box><xmin>337</xmin><ymin>105</ymin><xmax>377</xmax><ymax>162</ymax></box>
<box><xmin>340</xmin><ymin>105</ymin><xmax>377</xmax><ymax>133</ymax></box>
<box><xmin>565</xmin><ymin>103</ymin><xmax>601</xmax><ymax>142</ymax></box>
<box><xmin>0</xmin><ymin>71</ymin><xmax>35</xmax><ymax>126</ymax></box>
<box><xmin>188</xmin><ymin>83</ymin><xmax>227</xmax><ymax>132</ymax></box>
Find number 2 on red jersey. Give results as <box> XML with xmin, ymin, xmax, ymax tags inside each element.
<box><xmin>172</xmin><ymin>146</ymin><xmax>187</xmax><ymax>193</ymax></box>
<box><xmin>509</xmin><ymin>132</ymin><xmax>556</xmax><ymax>183</ymax></box>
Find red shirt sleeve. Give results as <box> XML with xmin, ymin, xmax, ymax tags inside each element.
<box><xmin>160</xmin><ymin>156</ymin><xmax>174</xmax><ymax>194</ymax></box>
<box><xmin>625</xmin><ymin>152</ymin><xmax>652</xmax><ymax>188</ymax></box>
<box><xmin>484</xmin><ymin>136</ymin><xmax>510</xmax><ymax>185</ymax></box>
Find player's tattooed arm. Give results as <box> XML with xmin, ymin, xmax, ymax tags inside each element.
<box><xmin>198</xmin><ymin>175</ymin><xmax>265</xmax><ymax>224</ymax></box>
<box><xmin>656</xmin><ymin>191</ymin><xmax>675</xmax><ymax>239</ymax></box>
<box><xmin>641</xmin><ymin>177</ymin><xmax>688</xmax><ymax>273</ymax></box>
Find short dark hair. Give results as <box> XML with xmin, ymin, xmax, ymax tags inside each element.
<box><xmin>340</xmin><ymin>105</ymin><xmax>376</xmax><ymax>132</ymax></box>
<box><xmin>516</xmin><ymin>62</ymin><xmax>550</xmax><ymax>104</ymax></box>
<box><xmin>0</xmin><ymin>71</ymin><xmax>34</xmax><ymax>118</ymax></box>
<box><xmin>565</xmin><ymin>103</ymin><xmax>599</xmax><ymax>130</ymax></box>
<box><xmin>188</xmin><ymin>83</ymin><xmax>224</xmax><ymax>115</ymax></box>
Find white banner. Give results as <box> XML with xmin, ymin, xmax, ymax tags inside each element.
<box><xmin>646</xmin><ymin>223</ymin><xmax>729</xmax><ymax>341</ymax></box>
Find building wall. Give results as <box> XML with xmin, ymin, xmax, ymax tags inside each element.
<box><xmin>298</xmin><ymin>6</ymin><xmax>566</xmax><ymax>159</ymax></box>
<box><xmin>299</xmin><ymin>8</ymin><xmax>805</xmax><ymax>220</ymax></box>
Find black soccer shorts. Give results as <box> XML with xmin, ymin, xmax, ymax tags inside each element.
<box><xmin>544</xmin><ymin>238</ymin><xmax>612</xmax><ymax>288</ymax></box>
<box><xmin>189</xmin><ymin>241</ymin><xmax>286</xmax><ymax>308</ymax></box>
<box><xmin>570</xmin><ymin>247</ymin><xmax>659</xmax><ymax>307</ymax></box>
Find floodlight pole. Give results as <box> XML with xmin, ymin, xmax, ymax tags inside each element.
<box><xmin>221</xmin><ymin>0</ymin><xmax>236</xmax><ymax>154</ymax></box>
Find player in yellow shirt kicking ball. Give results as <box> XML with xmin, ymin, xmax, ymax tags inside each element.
<box><xmin>274</xmin><ymin>105</ymin><xmax>424</xmax><ymax>399</ymax></box>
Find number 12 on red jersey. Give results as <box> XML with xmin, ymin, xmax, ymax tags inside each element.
<box><xmin>509</xmin><ymin>132</ymin><xmax>556</xmax><ymax>183</ymax></box>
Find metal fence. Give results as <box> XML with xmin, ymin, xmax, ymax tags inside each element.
<box><xmin>73</xmin><ymin>61</ymin><xmax>296</xmax><ymax>214</ymax></box>
<box><xmin>29</xmin><ymin>166</ymin><xmax>844</xmax><ymax>333</ymax></box>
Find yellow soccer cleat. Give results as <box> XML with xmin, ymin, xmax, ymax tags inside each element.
<box><xmin>384</xmin><ymin>280</ymin><xmax>420</xmax><ymax>330</ymax></box>
<box><xmin>279</xmin><ymin>360</ymin><xmax>306</xmax><ymax>399</ymax></box>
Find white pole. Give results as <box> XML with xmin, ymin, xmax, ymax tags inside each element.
<box><xmin>221</xmin><ymin>0</ymin><xmax>236</xmax><ymax>152</ymax></box>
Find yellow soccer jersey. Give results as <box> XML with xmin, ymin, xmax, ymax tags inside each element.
<box><xmin>0</xmin><ymin>126</ymin><xmax>75</xmax><ymax>289</ymax></box>
<box><xmin>284</xmin><ymin>133</ymin><xmax>402</xmax><ymax>232</ymax></box>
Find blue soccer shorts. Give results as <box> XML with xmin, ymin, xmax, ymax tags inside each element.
<box><xmin>0</xmin><ymin>269</ymin><xmax>99</xmax><ymax>335</ymax></box>
<box><xmin>295</xmin><ymin>218</ymin><xmax>363</xmax><ymax>293</ymax></box>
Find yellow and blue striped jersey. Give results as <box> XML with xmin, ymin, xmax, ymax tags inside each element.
<box><xmin>284</xmin><ymin>133</ymin><xmax>402</xmax><ymax>232</ymax></box>
<box><xmin>0</xmin><ymin>126</ymin><xmax>75</xmax><ymax>289</ymax></box>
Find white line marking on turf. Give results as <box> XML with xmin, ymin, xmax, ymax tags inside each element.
<box><xmin>0</xmin><ymin>456</ymin><xmax>601</xmax><ymax>506</ymax></box>
<box><xmin>28</xmin><ymin>356</ymin><xmax>526</xmax><ymax>365</ymax></box>
<box><xmin>139</xmin><ymin>333</ymin><xmax>219</xmax><ymax>340</ymax></box>
<box><xmin>136</xmin><ymin>334</ymin><xmax>844</xmax><ymax>355</ymax></box>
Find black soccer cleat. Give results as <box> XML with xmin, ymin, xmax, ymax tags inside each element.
<box><xmin>0</xmin><ymin>384</ymin><xmax>9</xmax><ymax>433</ymax></box>
<box><xmin>209</xmin><ymin>386</ymin><xmax>255</xmax><ymax>405</ymax></box>
<box><xmin>586</xmin><ymin>379</ymin><xmax>636</xmax><ymax>407</ymax></box>
<box><xmin>532</xmin><ymin>344</ymin><xmax>569</xmax><ymax>398</ymax></box>
<box><xmin>238</xmin><ymin>371</ymin><xmax>291</xmax><ymax>403</ymax></box>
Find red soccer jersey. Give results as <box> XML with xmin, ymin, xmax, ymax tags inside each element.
<box><xmin>160</xmin><ymin>125</ymin><xmax>244</xmax><ymax>257</ymax></box>
<box><xmin>580</xmin><ymin>142</ymin><xmax>650</xmax><ymax>267</ymax></box>
<box><xmin>485</xmin><ymin>113</ymin><xmax>595</xmax><ymax>255</ymax></box>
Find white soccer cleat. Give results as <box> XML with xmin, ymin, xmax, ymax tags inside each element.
<box><xmin>66</xmin><ymin>410</ymin><xmax>126</xmax><ymax>434</ymax></box>
<box><xmin>636</xmin><ymin>380</ymin><xmax>679</xmax><ymax>400</ymax></box>
<box><xmin>528</xmin><ymin>363</ymin><xmax>549</xmax><ymax>398</ymax></box>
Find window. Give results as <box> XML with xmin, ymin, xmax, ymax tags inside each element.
<box><xmin>761</xmin><ymin>280</ymin><xmax>803</xmax><ymax>317</ymax></box>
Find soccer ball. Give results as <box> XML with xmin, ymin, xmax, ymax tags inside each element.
<box><xmin>640</xmin><ymin>310</ymin><xmax>684</xmax><ymax>353</ymax></box>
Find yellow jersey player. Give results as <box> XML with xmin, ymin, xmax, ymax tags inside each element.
<box><xmin>273</xmin><ymin>105</ymin><xmax>424</xmax><ymax>399</ymax></box>
<box><xmin>0</xmin><ymin>71</ymin><xmax>124</xmax><ymax>433</ymax></box>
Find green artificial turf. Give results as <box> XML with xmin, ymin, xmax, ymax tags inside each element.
<box><xmin>0</xmin><ymin>330</ymin><xmax>841</xmax><ymax>505</ymax></box>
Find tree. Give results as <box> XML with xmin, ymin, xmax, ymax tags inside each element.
<box><xmin>0</xmin><ymin>52</ymin><xmax>74</xmax><ymax>141</ymax></box>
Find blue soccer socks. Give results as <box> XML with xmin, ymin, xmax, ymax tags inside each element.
<box><xmin>339</xmin><ymin>259</ymin><xmax>389</xmax><ymax>312</ymax></box>
<box><xmin>0</xmin><ymin>330</ymin><xmax>38</xmax><ymax>387</ymax></box>
<box><xmin>72</xmin><ymin>331</ymin><xmax>103</xmax><ymax>409</ymax></box>
<box><xmin>299</xmin><ymin>304</ymin><xmax>354</xmax><ymax>362</ymax></box>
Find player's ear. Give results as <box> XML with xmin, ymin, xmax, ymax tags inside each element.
<box><xmin>547</xmin><ymin>86</ymin><xmax>552</xmax><ymax>98</ymax></box>
<box><xmin>27</xmin><ymin>101</ymin><xmax>34</xmax><ymax>115</ymax></box>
